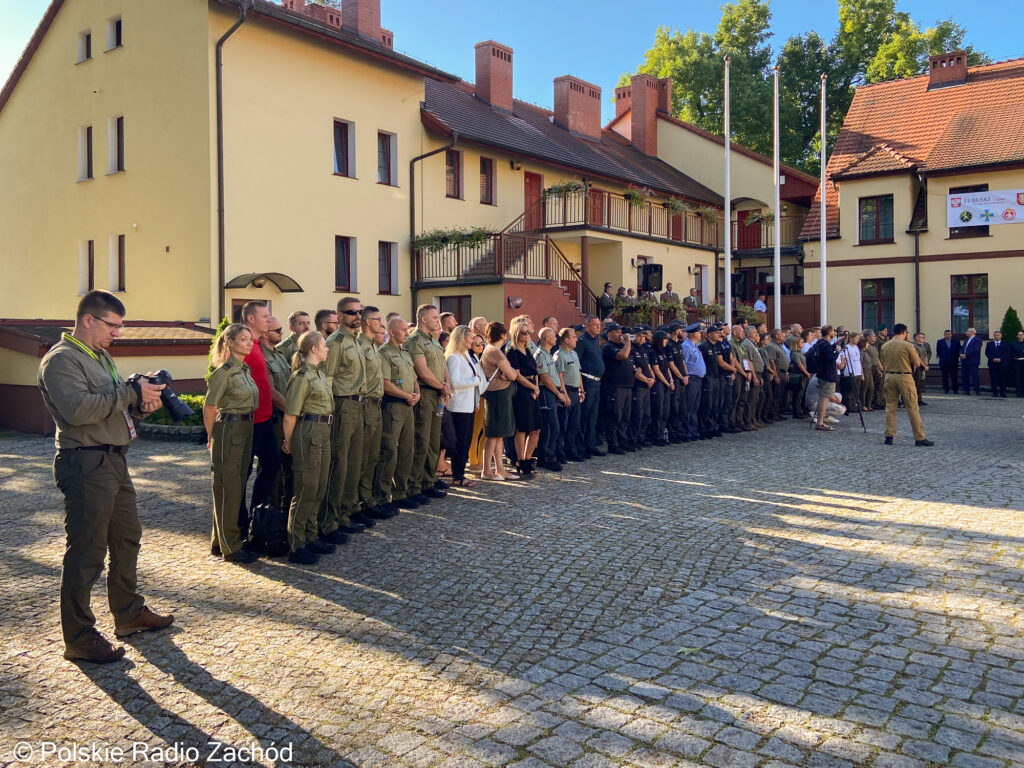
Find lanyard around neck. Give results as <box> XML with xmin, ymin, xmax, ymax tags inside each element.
<box><xmin>63</xmin><ymin>332</ymin><xmax>119</xmax><ymax>385</ymax></box>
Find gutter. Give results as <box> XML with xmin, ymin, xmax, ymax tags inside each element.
<box><xmin>408</xmin><ymin>128</ymin><xmax>459</xmax><ymax>320</ymax></box>
<box><xmin>215</xmin><ymin>3</ymin><xmax>248</xmax><ymax>322</ymax></box>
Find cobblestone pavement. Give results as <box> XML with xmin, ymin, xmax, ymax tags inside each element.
<box><xmin>1</xmin><ymin>393</ymin><xmax>1023</xmax><ymax>768</ymax></box>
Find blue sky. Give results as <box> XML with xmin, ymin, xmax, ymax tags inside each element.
<box><xmin>2</xmin><ymin>0</ymin><xmax>1020</xmax><ymax>123</ymax></box>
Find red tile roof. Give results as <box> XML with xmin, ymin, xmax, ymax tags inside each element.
<box><xmin>801</xmin><ymin>56</ymin><xmax>1024</xmax><ymax>241</ymax></box>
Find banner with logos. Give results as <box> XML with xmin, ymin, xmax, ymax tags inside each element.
<box><xmin>947</xmin><ymin>189</ymin><xmax>1024</xmax><ymax>227</ymax></box>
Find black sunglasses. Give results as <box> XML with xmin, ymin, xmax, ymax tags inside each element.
<box><xmin>340</xmin><ymin>309</ymin><xmax>362</xmax><ymax>316</ymax></box>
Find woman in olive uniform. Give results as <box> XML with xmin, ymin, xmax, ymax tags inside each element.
<box><xmin>280</xmin><ymin>331</ymin><xmax>334</xmax><ymax>565</ymax></box>
<box><xmin>203</xmin><ymin>323</ymin><xmax>260</xmax><ymax>564</ymax></box>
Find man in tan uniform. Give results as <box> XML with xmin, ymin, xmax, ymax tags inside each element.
<box><xmin>880</xmin><ymin>323</ymin><xmax>933</xmax><ymax>446</ymax></box>
<box><xmin>377</xmin><ymin>317</ymin><xmax>421</xmax><ymax>509</ymax></box>
<box><xmin>404</xmin><ymin>305</ymin><xmax>451</xmax><ymax>501</ymax></box>
<box><xmin>355</xmin><ymin>306</ymin><xmax>393</xmax><ymax>524</ymax></box>
<box><xmin>38</xmin><ymin>290</ymin><xmax>174</xmax><ymax>663</ymax></box>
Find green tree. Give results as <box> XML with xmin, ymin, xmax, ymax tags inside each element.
<box><xmin>999</xmin><ymin>306</ymin><xmax>1023</xmax><ymax>341</ymax></box>
<box><xmin>866</xmin><ymin>16</ymin><xmax>990</xmax><ymax>82</ymax></box>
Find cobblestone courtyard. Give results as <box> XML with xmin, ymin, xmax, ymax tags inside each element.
<box><xmin>1</xmin><ymin>394</ymin><xmax>1022</xmax><ymax>768</ymax></box>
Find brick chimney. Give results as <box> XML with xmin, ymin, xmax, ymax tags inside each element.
<box><xmin>630</xmin><ymin>73</ymin><xmax>661</xmax><ymax>156</ymax></box>
<box><xmin>554</xmin><ymin>75</ymin><xmax>602</xmax><ymax>141</ymax></box>
<box><xmin>658</xmin><ymin>77</ymin><xmax>672</xmax><ymax>113</ymax></box>
<box><xmin>475</xmin><ymin>41</ymin><xmax>514</xmax><ymax>112</ymax></box>
<box><xmin>614</xmin><ymin>84</ymin><xmax>631</xmax><ymax>118</ymax></box>
<box><xmin>928</xmin><ymin>51</ymin><xmax>968</xmax><ymax>90</ymax></box>
<box><xmin>342</xmin><ymin>0</ymin><xmax>381</xmax><ymax>43</ymax></box>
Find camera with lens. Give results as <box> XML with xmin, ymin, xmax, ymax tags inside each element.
<box><xmin>127</xmin><ymin>369</ymin><xmax>194</xmax><ymax>422</ymax></box>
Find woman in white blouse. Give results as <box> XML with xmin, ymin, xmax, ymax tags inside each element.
<box><xmin>445</xmin><ymin>325</ymin><xmax>488</xmax><ymax>487</ymax></box>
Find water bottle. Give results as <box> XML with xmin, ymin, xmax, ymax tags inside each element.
<box><xmin>437</xmin><ymin>401</ymin><xmax>445</xmax><ymax>418</ymax></box>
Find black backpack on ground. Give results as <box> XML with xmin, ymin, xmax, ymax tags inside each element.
<box><xmin>248</xmin><ymin>504</ymin><xmax>289</xmax><ymax>557</ymax></box>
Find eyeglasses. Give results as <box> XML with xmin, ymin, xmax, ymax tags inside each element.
<box><xmin>90</xmin><ymin>314</ymin><xmax>125</xmax><ymax>330</ymax></box>
<box><xmin>340</xmin><ymin>309</ymin><xmax>362</xmax><ymax>316</ymax></box>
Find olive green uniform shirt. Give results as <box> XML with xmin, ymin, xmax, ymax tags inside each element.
<box><xmin>284</xmin><ymin>363</ymin><xmax>334</xmax><ymax>416</ymax></box>
<box><xmin>768</xmin><ymin>341</ymin><xmax>789</xmax><ymax>373</ymax></box>
<box><xmin>38</xmin><ymin>335</ymin><xmax>142</xmax><ymax>449</ymax></box>
<box><xmin>880</xmin><ymin>337</ymin><xmax>921</xmax><ymax>374</ymax></box>
<box><xmin>742</xmin><ymin>339</ymin><xmax>764</xmax><ymax>373</ymax></box>
<box><xmin>325</xmin><ymin>325</ymin><xmax>365</xmax><ymax>397</ymax></box>
<box><xmin>205</xmin><ymin>360</ymin><xmax>259</xmax><ymax>414</ymax></box>
<box><xmin>276</xmin><ymin>334</ymin><xmax>299</xmax><ymax>369</ymax></box>
<box><xmin>554</xmin><ymin>346</ymin><xmax>581</xmax><ymax>388</ymax></box>
<box><xmin>263</xmin><ymin>342</ymin><xmax>291</xmax><ymax>398</ymax></box>
<box><xmin>862</xmin><ymin>343</ymin><xmax>880</xmax><ymax>371</ymax></box>
<box><xmin>403</xmin><ymin>328</ymin><xmax>445</xmax><ymax>385</ymax></box>
<box><xmin>379</xmin><ymin>343</ymin><xmax>417</xmax><ymax>395</ymax></box>
<box><xmin>358</xmin><ymin>333</ymin><xmax>384</xmax><ymax>399</ymax></box>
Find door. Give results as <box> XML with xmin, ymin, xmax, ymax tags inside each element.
<box><xmin>737</xmin><ymin>209</ymin><xmax>762</xmax><ymax>250</ymax></box>
<box><xmin>524</xmin><ymin>172</ymin><xmax>543</xmax><ymax>230</ymax></box>
<box><xmin>587</xmin><ymin>188</ymin><xmax>605</xmax><ymax>227</ymax></box>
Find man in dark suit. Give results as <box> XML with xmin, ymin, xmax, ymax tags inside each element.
<box><xmin>960</xmin><ymin>327</ymin><xmax>981</xmax><ymax>395</ymax></box>
<box><xmin>985</xmin><ymin>331</ymin><xmax>1008</xmax><ymax>397</ymax></box>
<box><xmin>935</xmin><ymin>329</ymin><xmax>960</xmax><ymax>394</ymax></box>
<box><xmin>597</xmin><ymin>283</ymin><xmax>616</xmax><ymax>320</ymax></box>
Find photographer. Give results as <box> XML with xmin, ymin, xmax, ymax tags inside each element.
<box><xmin>38</xmin><ymin>290</ymin><xmax>174</xmax><ymax>664</ymax></box>
<box><xmin>812</xmin><ymin>325</ymin><xmax>846</xmax><ymax>432</ymax></box>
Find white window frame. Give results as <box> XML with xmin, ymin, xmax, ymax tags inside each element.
<box><xmin>108</xmin><ymin>234</ymin><xmax>126</xmax><ymax>292</ymax></box>
<box><xmin>78</xmin><ymin>125</ymin><xmax>93</xmax><ymax>181</ymax></box>
<box><xmin>78</xmin><ymin>240</ymin><xmax>94</xmax><ymax>294</ymax></box>
<box><xmin>77</xmin><ymin>30</ymin><xmax>92</xmax><ymax>63</ymax></box>
<box><xmin>333</xmin><ymin>118</ymin><xmax>355</xmax><ymax>177</ymax></box>
<box><xmin>376</xmin><ymin>130</ymin><xmax>397</xmax><ymax>186</ymax></box>
<box><xmin>107</xmin><ymin>116</ymin><xmax>124</xmax><ymax>174</ymax></box>
<box><xmin>106</xmin><ymin>16</ymin><xmax>122</xmax><ymax>51</ymax></box>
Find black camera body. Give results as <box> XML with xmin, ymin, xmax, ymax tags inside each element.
<box><xmin>127</xmin><ymin>369</ymin><xmax>194</xmax><ymax>422</ymax></box>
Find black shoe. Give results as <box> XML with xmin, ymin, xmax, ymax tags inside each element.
<box><xmin>310</xmin><ymin>538</ymin><xmax>336</xmax><ymax>554</ymax></box>
<box><xmin>919</xmin><ymin>401</ymin><xmax>928</xmax><ymax>406</ymax></box>
<box><xmin>608</xmin><ymin>446</ymin><xmax>627</xmax><ymax>455</ymax></box>
<box><xmin>396</xmin><ymin>497</ymin><xmax>420</xmax><ymax>510</ymax></box>
<box><xmin>424</xmin><ymin>487</ymin><xmax>447</xmax><ymax>499</ymax></box>
<box><xmin>288</xmin><ymin>547</ymin><xmax>318</xmax><ymax>565</ymax></box>
<box><xmin>588</xmin><ymin>448</ymin><xmax>607</xmax><ymax>457</ymax></box>
<box><xmin>915</xmin><ymin>439</ymin><xmax>935</xmax><ymax>446</ymax></box>
<box><xmin>377</xmin><ymin>503</ymin><xmax>399</xmax><ymax>518</ymax></box>
<box><xmin>363</xmin><ymin>505</ymin><xmax>389</xmax><ymax>519</ymax></box>
<box><xmin>210</xmin><ymin>544</ymin><xmax>222</xmax><ymax>557</ymax></box>
<box><xmin>351</xmin><ymin>511</ymin><xmax>376</xmax><ymax>528</ymax></box>
<box><xmin>883</xmin><ymin>436</ymin><xmax>893</xmax><ymax>445</ymax></box>
<box><xmin>434</xmin><ymin>479</ymin><xmax>450</xmax><ymax>491</ymax></box>
<box><xmin>339</xmin><ymin>522</ymin><xmax>366</xmax><ymax>534</ymax></box>
<box><xmin>539</xmin><ymin>460</ymin><xmax>562</xmax><ymax>472</ymax></box>
<box><xmin>321</xmin><ymin>529</ymin><xmax>349</xmax><ymax>545</ymax></box>
<box><xmin>224</xmin><ymin>548</ymin><xmax>260</xmax><ymax>564</ymax></box>
<box><xmin>411</xmin><ymin>493</ymin><xmax>430</xmax><ymax>505</ymax></box>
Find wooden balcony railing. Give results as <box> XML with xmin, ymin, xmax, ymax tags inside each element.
<box><xmin>507</xmin><ymin>189</ymin><xmax>723</xmax><ymax>250</ymax></box>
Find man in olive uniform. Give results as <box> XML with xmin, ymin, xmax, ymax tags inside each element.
<box><xmin>743</xmin><ymin>326</ymin><xmax>767</xmax><ymax>428</ymax></box>
<box><xmin>38</xmin><ymin>290</ymin><xmax>173</xmax><ymax>664</ymax></box>
<box><xmin>729</xmin><ymin>325</ymin><xmax>753</xmax><ymax>430</ymax></box>
<box><xmin>404</xmin><ymin>304</ymin><xmax>451</xmax><ymax>501</ymax></box>
<box><xmin>263</xmin><ymin>318</ymin><xmax>293</xmax><ymax>512</ymax></box>
<box><xmin>276</xmin><ymin>310</ymin><xmax>310</xmax><ymax>365</ymax></box>
<box><xmin>881</xmin><ymin>323</ymin><xmax>933</xmax><ymax>446</ymax></box>
<box><xmin>377</xmin><ymin>317</ymin><xmax>421</xmax><ymax>509</ymax></box>
<box><xmin>356</xmin><ymin>306</ymin><xmax>392</xmax><ymax>523</ymax></box>
<box><xmin>323</xmin><ymin>296</ymin><xmax>367</xmax><ymax>542</ymax></box>
<box><xmin>912</xmin><ymin>332</ymin><xmax>931</xmax><ymax>405</ymax></box>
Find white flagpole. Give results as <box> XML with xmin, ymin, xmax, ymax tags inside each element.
<box><xmin>773</xmin><ymin>65</ymin><xmax>781</xmax><ymax>329</ymax></box>
<box><xmin>723</xmin><ymin>55</ymin><xmax>731</xmax><ymax>324</ymax></box>
<box><xmin>820</xmin><ymin>74</ymin><xmax>828</xmax><ymax>326</ymax></box>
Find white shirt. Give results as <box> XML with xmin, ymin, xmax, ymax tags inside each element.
<box><xmin>754</xmin><ymin>300</ymin><xmax>767</xmax><ymax>312</ymax></box>
<box><xmin>842</xmin><ymin>345</ymin><xmax>862</xmax><ymax>376</ymax></box>
<box><xmin>446</xmin><ymin>353</ymin><xmax>486</xmax><ymax>413</ymax></box>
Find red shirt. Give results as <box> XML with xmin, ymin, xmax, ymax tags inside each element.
<box><xmin>244</xmin><ymin>338</ymin><xmax>273</xmax><ymax>424</ymax></box>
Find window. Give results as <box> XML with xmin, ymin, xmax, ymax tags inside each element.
<box><xmin>949</xmin><ymin>184</ymin><xmax>989</xmax><ymax>239</ymax></box>
<box><xmin>376</xmin><ymin>132</ymin><xmax>395</xmax><ymax>185</ymax></box>
<box><xmin>439</xmin><ymin>295</ymin><xmax>471</xmax><ymax>324</ymax></box>
<box><xmin>78</xmin><ymin>125</ymin><xmax>93</xmax><ymax>181</ymax></box>
<box><xmin>106</xmin><ymin>16</ymin><xmax>122</xmax><ymax>50</ymax></box>
<box><xmin>858</xmin><ymin>195</ymin><xmax>894</xmax><ymax>244</ymax></box>
<box><xmin>108</xmin><ymin>116</ymin><xmax>124</xmax><ymax>174</ymax></box>
<box><xmin>378</xmin><ymin>241</ymin><xmax>398</xmax><ymax>295</ymax></box>
<box><xmin>445</xmin><ymin>149</ymin><xmax>461</xmax><ymax>198</ymax></box>
<box><xmin>479</xmin><ymin>157</ymin><xmax>494</xmax><ymax>205</ymax></box>
<box><xmin>951</xmin><ymin>274</ymin><xmax>988</xmax><ymax>335</ymax></box>
<box><xmin>109</xmin><ymin>234</ymin><xmax>126</xmax><ymax>292</ymax></box>
<box><xmin>79</xmin><ymin>240</ymin><xmax>95</xmax><ymax>294</ymax></box>
<box><xmin>335</xmin><ymin>236</ymin><xmax>354</xmax><ymax>292</ymax></box>
<box><xmin>77</xmin><ymin>31</ymin><xmax>92</xmax><ymax>63</ymax></box>
<box><xmin>333</xmin><ymin>120</ymin><xmax>353</xmax><ymax>177</ymax></box>
<box><xmin>861</xmin><ymin>278</ymin><xmax>895</xmax><ymax>331</ymax></box>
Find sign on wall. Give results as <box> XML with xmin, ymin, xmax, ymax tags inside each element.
<box><xmin>947</xmin><ymin>189</ymin><xmax>1024</xmax><ymax>227</ymax></box>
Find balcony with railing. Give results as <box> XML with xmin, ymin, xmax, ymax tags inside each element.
<box><xmin>414</xmin><ymin>232</ymin><xmax>597</xmax><ymax>317</ymax></box>
<box><xmin>514</xmin><ymin>189</ymin><xmax>723</xmax><ymax>250</ymax></box>
<box><xmin>730</xmin><ymin>213</ymin><xmax>807</xmax><ymax>256</ymax></box>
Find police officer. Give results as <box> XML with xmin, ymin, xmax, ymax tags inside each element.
<box><xmin>356</xmin><ymin>306</ymin><xmax>391</xmax><ymax>524</ymax></box>
<box><xmin>714</xmin><ymin>323</ymin><xmax>737</xmax><ymax>433</ymax></box>
<box><xmin>323</xmin><ymin>296</ymin><xmax>367</xmax><ymax>543</ymax></box>
<box><xmin>38</xmin><ymin>290</ymin><xmax>174</xmax><ymax>663</ymax></box>
<box><xmin>881</xmin><ymin>323</ymin><xmax>933</xmax><ymax>446</ymax></box>
<box><xmin>280</xmin><ymin>331</ymin><xmax>335</xmax><ymax>565</ymax></box>
<box><xmin>601</xmin><ymin>323</ymin><xmax>633</xmax><ymax>454</ymax></box>
<box><xmin>630</xmin><ymin>328</ymin><xmax>655</xmax><ymax>448</ymax></box>
<box><xmin>649</xmin><ymin>330</ymin><xmax>673</xmax><ymax>446</ymax></box>
<box><xmin>535</xmin><ymin>327</ymin><xmax>567</xmax><ymax>471</ymax></box>
<box><xmin>378</xmin><ymin>316</ymin><xmax>422</xmax><ymax>508</ymax></box>
<box><xmin>681</xmin><ymin>323</ymin><xmax>706</xmax><ymax>441</ymax></box>
<box><xmin>204</xmin><ymin>323</ymin><xmax>261</xmax><ymax>564</ymax></box>
<box><xmin>698</xmin><ymin>325</ymin><xmax>723</xmax><ymax>438</ymax></box>
<box><xmin>554</xmin><ymin>327</ymin><xmax>585</xmax><ymax>462</ymax></box>
<box><xmin>577</xmin><ymin>315</ymin><xmax>606</xmax><ymax>456</ymax></box>
<box><xmin>666</xmin><ymin>324</ymin><xmax>689</xmax><ymax>442</ymax></box>
<box><xmin>263</xmin><ymin>318</ymin><xmax>293</xmax><ymax>511</ymax></box>
<box><xmin>405</xmin><ymin>304</ymin><xmax>451</xmax><ymax>501</ymax></box>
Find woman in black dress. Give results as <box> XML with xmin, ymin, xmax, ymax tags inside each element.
<box><xmin>506</xmin><ymin>318</ymin><xmax>541</xmax><ymax>475</ymax></box>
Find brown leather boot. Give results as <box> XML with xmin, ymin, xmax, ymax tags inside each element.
<box><xmin>64</xmin><ymin>630</ymin><xmax>126</xmax><ymax>664</ymax></box>
<box><xmin>114</xmin><ymin>606</ymin><xmax>175</xmax><ymax>638</ymax></box>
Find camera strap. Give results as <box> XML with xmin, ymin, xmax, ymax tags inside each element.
<box><xmin>63</xmin><ymin>332</ymin><xmax>120</xmax><ymax>385</ymax></box>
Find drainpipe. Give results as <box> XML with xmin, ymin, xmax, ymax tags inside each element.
<box><xmin>215</xmin><ymin>3</ymin><xmax>248</xmax><ymax>322</ymax></box>
<box><xmin>408</xmin><ymin>131</ymin><xmax>459</xmax><ymax>320</ymax></box>
<box><xmin>913</xmin><ymin>230</ymin><xmax>921</xmax><ymax>333</ymax></box>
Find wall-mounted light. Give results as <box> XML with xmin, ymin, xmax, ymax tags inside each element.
<box><xmin>510</xmin><ymin>160</ymin><xmax>522</xmax><ymax>171</ymax></box>
<box><xmin>252</xmin><ymin>277</ymin><xmax>266</xmax><ymax>288</ymax></box>
<box><xmin>507</xmin><ymin>296</ymin><xmax>523</xmax><ymax>309</ymax></box>
<box><xmin>687</xmin><ymin>266</ymin><xmax>695</xmax><ymax>275</ymax></box>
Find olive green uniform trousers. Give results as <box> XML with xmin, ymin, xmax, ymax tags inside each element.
<box><xmin>359</xmin><ymin>398</ymin><xmax>382</xmax><ymax>509</ymax></box>
<box><xmin>210</xmin><ymin>419</ymin><xmax>253</xmax><ymax>556</ymax></box>
<box><xmin>412</xmin><ymin>388</ymin><xmax>442</xmax><ymax>494</ymax></box>
<box><xmin>376</xmin><ymin>399</ymin><xmax>415</xmax><ymax>504</ymax></box>
<box><xmin>288</xmin><ymin>420</ymin><xmax>331</xmax><ymax>552</ymax></box>
<box><xmin>322</xmin><ymin>397</ymin><xmax>363</xmax><ymax>533</ymax></box>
